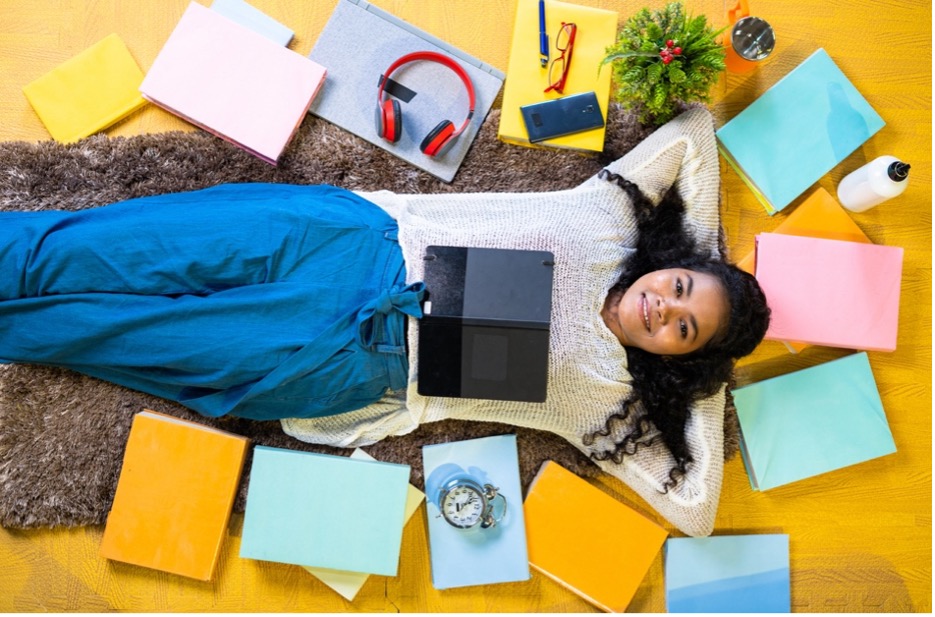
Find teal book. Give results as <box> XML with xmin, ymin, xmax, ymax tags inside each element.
<box><xmin>734</xmin><ymin>352</ymin><xmax>896</xmax><ymax>491</ymax></box>
<box><xmin>422</xmin><ymin>434</ymin><xmax>530</xmax><ymax>589</ymax></box>
<box><xmin>665</xmin><ymin>534</ymin><xmax>791</xmax><ymax>613</ymax></box>
<box><xmin>716</xmin><ymin>48</ymin><xmax>885</xmax><ymax>215</ymax></box>
<box><xmin>240</xmin><ymin>446</ymin><xmax>410</xmax><ymax>576</ymax></box>
<box><xmin>210</xmin><ymin>0</ymin><xmax>294</xmax><ymax>46</ymax></box>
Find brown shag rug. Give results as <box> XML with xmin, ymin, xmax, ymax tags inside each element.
<box><xmin>0</xmin><ymin>103</ymin><xmax>740</xmax><ymax>529</ymax></box>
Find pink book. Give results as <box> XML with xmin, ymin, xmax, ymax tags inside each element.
<box><xmin>754</xmin><ymin>233</ymin><xmax>903</xmax><ymax>352</ymax></box>
<box><xmin>140</xmin><ymin>2</ymin><xmax>326</xmax><ymax>165</ymax></box>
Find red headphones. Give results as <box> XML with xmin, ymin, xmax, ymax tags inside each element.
<box><xmin>375</xmin><ymin>51</ymin><xmax>476</xmax><ymax>158</ymax></box>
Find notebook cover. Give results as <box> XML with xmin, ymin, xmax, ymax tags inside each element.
<box><xmin>754</xmin><ymin>233</ymin><xmax>903</xmax><ymax>351</ymax></box>
<box><xmin>665</xmin><ymin>535</ymin><xmax>791</xmax><ymax>612</ymax></box>
<box><xmin>421</xmin><ymin>246</ymin><xmax>554</xmax><ymax>325</ymax></box>
<box><xmin>307</xmin><ymin>0</ymin><xmax>503</xmax><ymax>183</ymax></box>
<box><xmin>140</xmin><ymin>2</ymin><xmax>325</xmax><ymax>165</ymax></box>
<box><xmin>422</xmin><ymin>435</ymin><xmax>530</xmax><ymax>589</ymax></box>
<box><xmin>418</xmin><ymin>246</ymin><xmax>554</xmax><ymax>402</ymax></box>
<box><xmin>240</xmin><ymin>446</ymin><xmax>410</xmax><ymax>576</ymax></box>
<box><xmin>302</xmin><ymin>448</ymin><xmax>425</xmax><ymax>601</ymax></box>
<box><xmin>497</xmin><ymin>0</ymin><xmax>617</xmax><ymax>152</ymax></box>
<box><xmin>524</xmin><ymin>461</ymin><xmax>668</xmax><ymax>612</ymax></box>
<box><xmin>23</xmin><ymin>33</ymin><xmax>146</xmax><ymax>144</ymax></box>
<box><xmin>210</xmin><ymin>0</ymin><xmax>294</xmax><ymax>46</ymax></box>
<box><xmin>737</xmin><ymin>187</ymin><xmax>874</xmax><ymax>353</ymax></box>
<box><xmin>99</xmin><ymin>410</ymin><xmax>248</xmax><ymax>581</ymax></box>
<box><xmin>733</xmin><ymin>352</ymin><xmax>897</xmax><ymax>491</ymax></box>
<box><xmin>716</xmin><ymin>48</ymin><xmax>885</xmax><ymax>215</ymax></box>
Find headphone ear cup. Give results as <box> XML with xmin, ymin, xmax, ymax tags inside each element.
<box><xmin>420</xmin><ymin>120</ymin><xmax>456</xmax><ymax>157</ymax></box>
<box><xmin>376</xmin><ymin>99</ymin><xmax>402</xmax><ymax>143</ymax></box>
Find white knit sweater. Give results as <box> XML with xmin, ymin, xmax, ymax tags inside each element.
<box><xmin>282</xmin><ymin>108</ymin><xmax>724</xmax><ymax>536</ymax></box>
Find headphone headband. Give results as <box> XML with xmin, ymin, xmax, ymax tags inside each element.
<box><xmin>376</xmin><ymin>51</ymin><xmax>476</xmax><ymax>137</ymax></box>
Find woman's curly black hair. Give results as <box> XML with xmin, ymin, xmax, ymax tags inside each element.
<box><xmin>584</xmin><ymin>170</ymin><xmax>771</xmax><ymax>491</ymax></box>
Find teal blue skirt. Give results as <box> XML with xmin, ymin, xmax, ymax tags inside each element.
<box><xmin>0</xmin><ymin>183</ymin><xmax>424</xmax><ymax>420</ymax></box>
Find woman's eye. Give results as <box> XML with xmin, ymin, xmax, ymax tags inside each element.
<box><xmin>680</xmin><ymin>321</ymin><xmax>688</xmax><ymax>338</ymax></box>
<box><xmin>675</xmin><ymin>279</ymin><xmax>683</xmax><ymax>296</ymax></box>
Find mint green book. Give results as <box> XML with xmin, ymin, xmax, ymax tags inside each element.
<box><xmin>716</xmin><ymin>48</ymin><xmax>885</xmax><ymax>215</ymax></box>
<box><xmin>240</xmin><ymin>446</ymin><xmax>410</xmax><ymax>576</ymax></box>
<box><xmin>734</xmin><ymin>352</ymin><xmax>896</xmax><ymax>491</ymax></box>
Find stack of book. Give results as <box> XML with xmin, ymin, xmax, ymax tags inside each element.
<box><xmin>754</xmin><ymin>232</ymin><xmax>903</xmax><ymax>352</ymax></box>
<box><xmin>240</xmin><ymin>447</ymin><xmax>411</xmax><ymax>577</ymax></box>
<box><xmin>497</xmin><ymin>0</ymin><xmax>618</xmax><ymax>152</ymax></box>
<box><xmin>717</xmin><ymin>48</ymin><xmax>886</xmax><ymax>215</ymax></box>
<box><xmin>140</xmin><ymin>1</ymin><xmax>326</xmax><ymax>165</ymax></box>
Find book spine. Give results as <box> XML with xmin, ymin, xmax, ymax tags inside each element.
<box><xmin>529</xmin><ymin>563</ymin><xmax>614</xmax><ymax>613</ymax></box>
<box><xmin>717</xmin><ymin>142</ymin><xmax>778</xmax><ymax>216</ymax></box>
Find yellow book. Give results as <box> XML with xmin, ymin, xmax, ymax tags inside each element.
<box><xmin>23</xmin><ymin>33</ymin><xmax>147</xmax><ymax>143</ymax></box>
<box><xmin>497</xmin><ymin>0</ymin><xmax>618</xmax><ymax>152</ymax></box>
<box><xmin>99</xmin><ymin>410</ymin><xmax>248</xmax><ymax>581</ymax></box>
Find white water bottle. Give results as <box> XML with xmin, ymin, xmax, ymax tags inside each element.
<box><xmin>836</xmin><ymin>155</ymin><xmax>911</xmax><ymax>212</ymax></box>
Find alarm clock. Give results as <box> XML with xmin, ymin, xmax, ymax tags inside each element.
<box><xmin>435</xmin><ymin>474</ymin><xmax>507</xmax><ymax>530</ymax></box>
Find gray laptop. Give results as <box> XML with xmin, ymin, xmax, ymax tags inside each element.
<box><xmin>417</xmin><ymin>246</ymin><xmax>554</xmax><ymax>402</ymax></box>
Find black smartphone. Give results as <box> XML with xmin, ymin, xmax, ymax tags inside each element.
<box><xmin>520</xmin><ymin>91</ymin><xmax>605</xmax><ymax>143</ymax></box>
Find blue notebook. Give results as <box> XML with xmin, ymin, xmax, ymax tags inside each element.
<box><xmin>240</xmin><ymin>446</ymin><xmax>410</xmax><ymax>576</ymax></box>
<box><xmin>716</xmin><ymin>48</ymin><xmax>885</xmax><ymax>215</ymax></box>
<box><xmin>665</xmin><ymin>534</ymin><xmax>791</xmax><ymax>612</ymax></box>
<box><xmin>734</xmin><ymin>352</ymin><xmax>897</xmax><ymax>491</ymax></box>
<box><xmin>210</xmin><ymin>0</ymin><xmax>294</xmax><ymax>46</ymax></box>
<box><xmin>422</xmin><ymin>434</ymin><xmax>530</xmax><ymax>589</ymax></box>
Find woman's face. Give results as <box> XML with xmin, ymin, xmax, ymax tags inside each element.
<box><xmin>603</xmin><ymin>268</ymin><xmax>730</xmax><ymax>356</ymax></box>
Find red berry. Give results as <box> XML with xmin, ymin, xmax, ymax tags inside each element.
<box><xmin>673</xmin><ymin>47</ymin><xmax>682</xmax><ymax>55</ymax></box>
<box><xmin>662</xmin><ymin>56</ymin><xmax>672</xmax><ymax>64</ymax></box>
<box><xmin>666</xmin><ymin>39</ymin><xmax>674</xmax><ymax>47</ymax></box>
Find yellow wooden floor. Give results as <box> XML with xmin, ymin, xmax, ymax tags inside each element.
<box><xmin>0</xmin><ymin>0</ymin><xmax>930</xmax><ymax>612</ymax></box>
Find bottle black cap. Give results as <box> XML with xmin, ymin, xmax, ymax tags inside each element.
<box><xmin>888</xmin><ymin>161</ymin><xmax>911</xmax><ymax>181</ymax></box>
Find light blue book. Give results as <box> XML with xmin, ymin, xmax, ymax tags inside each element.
<box><xmin>422</xmin><ymin>434</ymin><xmax>530</xmax><ymax>589</ymax></box>
<box><xmin>716</xmin><ymin>48</ymin><xmax>885</xmax><ymax>215</ymax></box>
<box><xmin>240</xmin><ymin>446</ymin><xmax>410</xmax><ymax>576</ymax></box>
<box><xmin>665</xmin><ymin>534</ymin><xmax>791</xmax><ymax>613</ymax></box>
<box><xmin>211</xmin><ymin>0</ymin><xmax>294</xmax><ymax>46</ymax></box>
<box><xmin>734</xmin><ymin>352</ymin><xmax>897</xmax><ymax>491</ymax></box>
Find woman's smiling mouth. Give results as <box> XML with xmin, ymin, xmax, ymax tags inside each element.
<box><xmin>641</xmin><ymin>294</ymin><xmax>651</xmax><ymax>332</ymax></box>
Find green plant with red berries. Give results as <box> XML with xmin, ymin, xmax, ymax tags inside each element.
<box><xmin>602</xmin><ymin>2</ymin><xmax>726</xmax><ymax>125</ymax></box>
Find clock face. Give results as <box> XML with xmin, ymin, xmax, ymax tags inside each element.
<box><xmin>440</xmin><ymin>484</ymin><xmax>485</xmax><ymax>528</ymax></box>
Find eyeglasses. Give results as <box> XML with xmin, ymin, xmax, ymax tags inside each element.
<box><xmin>544</xmin><ymin>22</ymin><xmax>577</xmax><ymax>94</ymax></box>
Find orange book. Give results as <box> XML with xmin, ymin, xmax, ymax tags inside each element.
<box><xmin>100</xmin><ymin>410</ymin><xmax>249</xmax><ymax>580</ymax></box>
<box><xmin>737</xmin><ymin>187</ymin><xmax>873</xmax><ymax>353</ymax></box>
<box><xmin>523</xmin><ymin>461</ymin><xmax>668</xmax><ymax>612</ymax></box>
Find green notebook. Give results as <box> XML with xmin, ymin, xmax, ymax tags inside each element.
<box><xmin>734</xmin><ymin>352</ymin><xmax>896</xmax><ymax>491</ymax></box>
<box><xmin>240</xmin><ymin>446</ymin><xmax>410</xmax><ymax>576</ymax></box>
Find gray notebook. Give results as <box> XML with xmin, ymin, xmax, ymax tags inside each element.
<box><xmin>307</xmin><ymin>0</ymin><xmax>504</xmax><ymax>183</ymax></box>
